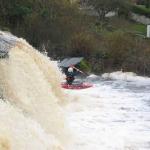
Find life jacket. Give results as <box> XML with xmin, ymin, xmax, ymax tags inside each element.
<box><xmin>66</xmin><ymin>72</ymin><xmax>75</xmax><ymax>77</ymax></box>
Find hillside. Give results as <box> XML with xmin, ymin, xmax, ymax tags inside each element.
<box><xmin>0</xmin><ymin>0</ymin><xmax>150</xmax><ymax>75</ymax></box>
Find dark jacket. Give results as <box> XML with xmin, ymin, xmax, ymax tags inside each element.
<box><xmin>66</xmin><ymin>71</ymin><xmax>78</xmax><ymax>78</ymax></box>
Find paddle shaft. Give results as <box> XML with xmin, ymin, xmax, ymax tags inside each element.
<box><xmin>72</xmin><ymin>66</ymin><xmax>87</xmax><ymax>75</ymax></box>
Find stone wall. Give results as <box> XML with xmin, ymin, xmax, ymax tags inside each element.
<box><xmin>131</xmin><ymin>13</ymin><xmax>150</xmax><ymax>25</ymax></box>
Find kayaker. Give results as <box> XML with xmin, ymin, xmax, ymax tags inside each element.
<box><xmin>66</xmin><ymin>66</ymin><xmax>76</xmax><ymax>85</ymax></box>
<box><xmin>66</xmin><ymin>65</ymin><xmax>86</xmax><ymax>85</ymax></box>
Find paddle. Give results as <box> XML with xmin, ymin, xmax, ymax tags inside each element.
<box><xmin>71</xmin><ymin>66</ymin><xmax>88</xmax><ymax>76</ymax></box>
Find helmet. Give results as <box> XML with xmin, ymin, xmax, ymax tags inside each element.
<box><xmin>68</xmin><ymin>67</ymin><xmax>73</xmax><ymax>72</ymax></box>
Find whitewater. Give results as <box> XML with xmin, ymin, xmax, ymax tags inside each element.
<box><xmin>65</xmin><ymin>72</ymin><xmax>150</xmax><ymax>150</ymax></box>
<box><xmin>0</xmin><ymin>31</ymin><xmax>70</xmax><ymax>150</ymax></box>
<box><xmin>0</xmin><ymin>31</ymin><xmax>150</xmax><ymax>150</ymax></box>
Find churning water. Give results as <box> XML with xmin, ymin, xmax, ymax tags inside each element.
<box><xmin>0</xmin><ymin>31</ymin><xmax>150</xmax><ymax>150</ymax></box>
<box><xmin>65</xmin><ymin>72</ymin><xmax>150</xmax><ymax>150</ymax></box>
<box><xmin>0</xmin><ymin>31</ymin><xmax>70</xmax><ymax>150</ymax></box>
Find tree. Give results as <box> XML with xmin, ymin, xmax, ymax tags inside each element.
<box><xmin>145</xmin><ymin>0</ymin><xmax>150</xmax><ymax>8</ymax></box>
<box><xmin>86</xmin><ymin>0</ymin><xmax>131</xmax><ymax>21</ymax></box>
<box><xmin>0</xmin><ymin>0</ymin><xmax>89</xmax><ymax>57</ymax></box>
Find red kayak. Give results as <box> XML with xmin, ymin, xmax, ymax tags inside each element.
<box><xmin>61</xmin><ymin>82</ymin><xmax>93</xmax><ymax>90</ymax></box>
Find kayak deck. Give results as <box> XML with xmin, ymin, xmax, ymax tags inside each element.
<box><xmin>61</xmin><ymin>82</ymin><xmax>93</xmax><ymax>90</ymax></box>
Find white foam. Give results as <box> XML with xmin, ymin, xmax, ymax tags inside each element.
<box><xmin>102</xmin><ymin>71</ymin><xmax>150</xmax><ymax>85</ymax></box>
<box><xmin>0</xmin><ymin>100</ymin><xmax>63</xmax><ymax>150</ymax></box>
<box><xmin>65</xmin><ymin>77</ymin><xmax>150</xmax><ymax>150</ymax></box>
<box><xmin>0</xmin><ymin>31</ymin><xmax>70</xmax><ymax>149</ymax></box>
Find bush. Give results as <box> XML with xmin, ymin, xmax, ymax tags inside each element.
<box><xmin>132</xmin><ymin>5</ymin><xmax>150</xmax><ymax>17</ymax></box>
<box><xmin>103</xmin><ymin>31</ymin><xmax>136</xmax><ymax>69</ymax></box>
<box><xmin>78</xmin><ymin>60</ymin><xmax>91</xmax><ymax>73</ymax></box>
<box><xmin>68</xmin><ymin>32</ymin><xmax>98</xmax><ymax>58</ymax></box>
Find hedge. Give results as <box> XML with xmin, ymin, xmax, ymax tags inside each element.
<box><xmin>132</xmin><ymin>5</ymin><xmax>150</xmax><ymax>18</ymax></box>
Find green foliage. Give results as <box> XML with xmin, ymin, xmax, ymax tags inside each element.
<box><xmin>90</xmin><ymin>16</ymin><xmax>147</xmax><ymax>38</ymax></box>
<box><xmin>132</xmin><ymin>4</ymin><xmax>150</xmax><ymax>17</ymax></box>
<box><xmin>131</xmin><ymin>24</ymin><xmax>147</xmax><ymax>35</ymax></box>
<box><xmin>13</xmin><ymin>5</ymin><xmax>32</xmax><ymax>16</ymax></box>
<box><xmin>145</xmin><ymin>0</ymin><xmax>150</xmax><ymax>8</ymax></box>
<box><xmin>0</xmin><ymin>0</ymin><xmax>33</xmax><ymax>26</ymax></box>
<box><xmin>68</xmin><ymin>32</ymin><xmax>98</xmax><ymax>58</ymax></box>
<box><xmin>1</xmin><ymin>0</ymin><xmax>150</xmax><ymax>75</ymax></box>
<box><xmin>0</xmin><ymin>0</ymin><xmax>88</xmax><ymax>54</ymax></box>
<box><xmin>85</xmin><ymin>0</ymin><xmax>131</xmax><ymax>21</ymax></box>
<box><xmin>96</xmin><ymin>30</ymin><xmax>150</xmax><ymax>75</ymax></box>
<box><xmin>104</xmin><ymin>31</ymin><xmax>135</xmax><ymax>60</ymax></box>
<box><xmin>79</xmin><ymin>60</ymin><xmax>91</xmax><ymax>72</ymax></box>
<box><xmin>117</xmin><ymin>0</ymin><xmax>132</xmax><ymax>18</ymax></box>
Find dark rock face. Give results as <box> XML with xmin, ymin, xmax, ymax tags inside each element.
<box><xmin>0</xmin><ymin>32</ymin><xmax>18</xmax><ymax>58</ymax></box>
